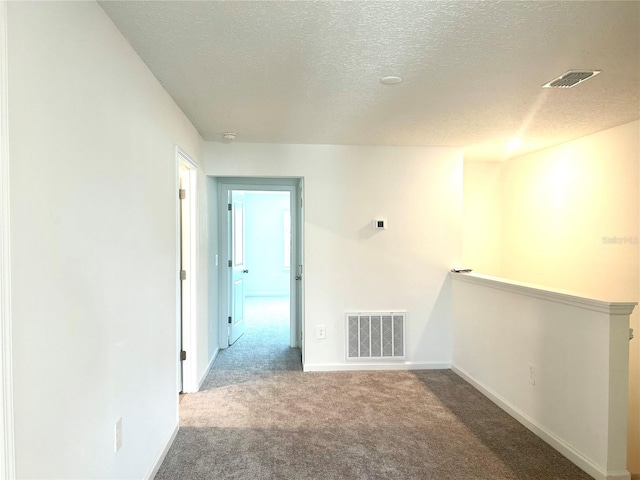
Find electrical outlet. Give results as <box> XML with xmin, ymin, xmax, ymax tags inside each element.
<box><xmin>115</xmin><ymin>417</ymin><xmax>123</xmax><ymax>453</ymax></box>
<box><xmin>528</xmin><ymin>364</ymin><xmax>536</xmax><ymax>385</ymax></box>
<box><xmin>316</xmin><ymin>325</ymin><xmax>326</xmax><ymax>339</ymax></box>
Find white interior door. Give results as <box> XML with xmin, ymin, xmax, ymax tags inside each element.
<box><xmin>177</xmin><ymin>150</ymin><xmax>198</xmax><ymax>393</ymax></box>
<box><xmin>229</xmin><ymin>191</ymin><xmax>246</xmax><ymax>345</ymax></box>
<box><xmin>178</xmin><ymin>164</ymin><xmax>189</xmax><ymax>392</ymax></box>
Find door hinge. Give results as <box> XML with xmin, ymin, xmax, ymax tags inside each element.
<box><xmin>228</xmin><ymin>259</ymin><xmax>232</xmax><ymax>267</ymax></box>
<box><xmin>180</xmin><ymin>270</ymin><xmax>186</xmax><ymax>280</ymax></box>
<box><xmin>180</xmin><ymin>350</ymin><xmax>186</xmax><ymax>361</ymax></box>
<box><xmin>228</xmin><ymin>203</ymin><xmax>232</xmax><ymax>211</ymax></box>
<box><xmin>179</xmin><ymin>189</ymin><xmax>186</xmax><ymax>200</ymax></box>
<box><xmin>228</xmin><ymin>316</ymin><xmax>232</xmax><ymax>324</ymax></box>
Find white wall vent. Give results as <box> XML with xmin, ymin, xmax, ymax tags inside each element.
<box><xmin>346</xmin><ymin>312</ymin><xmax>405</xmax><ymax>360</ymax></box>
<box><xmin>542</xmin><ymin>70</ymin><xmax>601</xmax><ymax>88</ymax></box>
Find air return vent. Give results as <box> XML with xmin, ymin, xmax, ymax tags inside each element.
<box><xmin>542</xmin><ymin>70</ymin><xmax>601</xmax><ymax>88</ymax></box>
<box><xmin>346</xmin><ymin>312</ymin><xmax>405</xmax><ymax>360</ymax></box>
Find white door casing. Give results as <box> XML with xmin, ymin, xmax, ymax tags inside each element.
<box><xmin>296</xmin><ymin>180</ymin><xmax>305</xmax><ymax>361</ymax></box>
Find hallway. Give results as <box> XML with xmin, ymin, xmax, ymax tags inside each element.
<box><xmin>155</xmin><ymin>297</ymin><xmax>591</xmax><ymax>480</ymax></box>
<box><xmin>207</xmin><ymin>296</ymin><xmax>301</xmax><ymax>382</ymax></box>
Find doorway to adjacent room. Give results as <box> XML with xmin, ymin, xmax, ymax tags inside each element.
<box><xmin>218</xmin><ymin>179</ymin><xmax>304</xmax><ymax>363</ymax></box>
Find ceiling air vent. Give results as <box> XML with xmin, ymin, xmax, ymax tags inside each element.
<box><xmin>542</xmin><ymin>70</ymin><xmax>601</xmax><ymax>88</ymax></box>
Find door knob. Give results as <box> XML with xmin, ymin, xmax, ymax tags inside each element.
<box><xmin>243</xmin><ymin>269</ymin><xmax>249</xmax><ymax>273</ymax></box>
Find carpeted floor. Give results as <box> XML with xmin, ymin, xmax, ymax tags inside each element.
<box><xmin>156</xmin><ymin>297</ymin><xmax>594</xmax><ymax>480</ymax></box>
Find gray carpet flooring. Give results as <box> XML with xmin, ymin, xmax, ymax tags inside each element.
<box><xmin>156</xmin><ymin>297</ymin><xmax>594</xmax><ymax>479</ymax></box>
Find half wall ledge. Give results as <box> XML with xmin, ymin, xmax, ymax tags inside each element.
<box><xmin>450</xmin><ymin>271</ymin><xmax>636</xmax><ymax>316</ymax></box>
<box><xmin>450</xmin><ymin>271</ymin><xmax>636</xmax><ymax>480</ymax></box>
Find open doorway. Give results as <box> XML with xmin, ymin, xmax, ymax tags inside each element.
<box><xmin>242</xmin><ymin>191</ymin><xmax>291</xmax><ymax>346</ymax></box>
<box><xmin>217</xmin><ymin>178</ymin><xmax>304</xmax><ymax>365</ymax></box>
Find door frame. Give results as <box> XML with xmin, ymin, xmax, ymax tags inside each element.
<box><xmin>0</xmin><ymin>2</ymin><xmax>15</xmax><ymax>477</ymax></box>
<box><xmin>217</xmin><ymin>178</ymin><xmax>304</xmax><ymax>353</ymax></box>
<box><xmin>176</xmin><ymin>148</ymin><xmax>199</xmax><ymax>393</ymax></box>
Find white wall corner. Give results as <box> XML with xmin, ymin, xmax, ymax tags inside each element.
<box><xmin>607</xmin><ymin>309</ymin><xmax>635</xmax><ymax>477</ymax></box>
<box><xmin>0</xmin><ymin>1</ymin><xmax>16</xmax><ymax>478</ymax></box>
<box><xmin>198</xmin><ymin>347</ymin><xmax>218</xmax><ymax>390</ymax></box>
<box><xmin>143</xmin><ymin>423</ymin><xmax>179</xmax><ymax>480</ymax></box>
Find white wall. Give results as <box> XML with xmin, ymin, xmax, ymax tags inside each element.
<box><xmin>206</xmin><ymin>142</ymin><xmax>463</xmax><ymax>370</ymax></box>
<box><xmin>462</xmin><ymin>161</ymin><xmax>502</xmax><ymax>275</ymax></box>
<box><xmin>498</xmin><ymin>121</ymin><xmax>640</xmax><ymax>473</ymax></box>
<box><xmin>501</xmin><ymin>121</ymin><xmax>639</xmax><ymax>301</ymax></box>
<box><xmin>7</xmin><ymin>2</ymin><xmax>208</xmax><ymax>478</ymax></box>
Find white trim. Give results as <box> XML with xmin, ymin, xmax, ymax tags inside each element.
<box><xmin>176</xmin><ymin>146</ymin><xmax>198</xmax><ymax>170</ymax></box>
<box><xmin>450</xmin><ymin>272</ymin><xmax>637</xmax><ymax>315</ymax></box>
<box><xmin>198</xmin><ymin>347</ymin><xmax>218</xmax><ymax>390</ymax></box>
<box><xmin>143</xmin><ymin>423</ymin><xmax>179</xmax><ymax>480</ymax></box>
<box><xmin>297</xmin><ymin>180</ymin><xmax>305</xmax><ymax>366</ymax></box>
<box><xmin>0</xmin><ymin>1</ymin><xmax>15</xmax><ymax>478</ymax></box>
<box><xmin>177</xmin><ymin>149</ymin><xmax>199</xmax><ymax>393</ymax></box>
<box><xmin>303</xmin><ymin>362</ymin><xmax>450</xmax><ymax>372</ymax></box>
<box><xmin>450</xmin><ymin>364</ymin><xmax>627</xmax><ymax>480</ymax></box>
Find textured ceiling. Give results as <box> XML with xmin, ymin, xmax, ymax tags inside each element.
<box><xmin>99</xmin><ymin>0</ymin><xmax>640</xmax><ymax>161</ymax></box>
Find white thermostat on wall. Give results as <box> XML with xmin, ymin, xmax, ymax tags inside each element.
<box><xmin>373</xmin><ymin>219</ymin><xmax>387</xmax><ymax>230</ymax></box>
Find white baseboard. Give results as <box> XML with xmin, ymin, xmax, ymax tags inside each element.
<box><xmin>303</xmin><ymin>361</ymin><xmax>450</xmax><ymax>372</ymax></box>
<box><xmin>450</xmin><ymin>364</ymin><xmax>628</xmax><ymax>480</ymax></box>
<box><xmin>144</xmin><ymin>423</ymin><xmax>179</xmax><ymax>480</ymax></box>
<box><xmin>198</xmin><ymin>347</ymin><xmax>219</xmax><ymax>390</ymax></box>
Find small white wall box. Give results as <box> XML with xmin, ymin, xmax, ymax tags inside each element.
<box><xmin>373</xmin><ymin>219</ymin><xmax>387</xmax><ymax>230</ymax></box>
